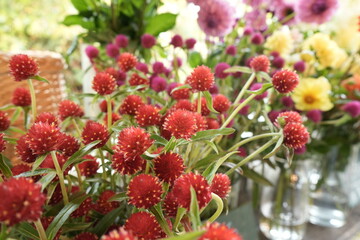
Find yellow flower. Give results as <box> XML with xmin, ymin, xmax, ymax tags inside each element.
<box><xmin>264</xmin><ymin>30</ymin><xmax>294</xmax><ymax>56</ymax></box>
<box><xmin>291</xmin><ymin>77</ymin><xmax>334</xmax><ymax>111</ymax></box>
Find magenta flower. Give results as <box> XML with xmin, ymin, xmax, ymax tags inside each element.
<box><xmin>245</xmin><ymin>9</ymin><xmax>267</xmax><ymax>31</ymax></box>
<box><xmin>295</xmin><ymin>0</ymin><xmax>339</xmax><ymax>24</ymax></box>
<box><xmin>106</xmin><ymin>44</ymin><xmax>119</xmax><ymax>58</ymax></box>
<box><xmin>197</xmin><ymin>0</ymin><xmax>236</xmax><ymax>37</ymax></box>
<box><xmin>214</xmin><ymin>62</ymin><xmax>230</xmax><ymax>79</ymax></box>
<box><xmin>85</xmin><ymin>46</ymin><xmax>99</xmax><ymax>59</ymax></box>
<box><xmin>306</xmin><ymin>110</ymin><xmax>322</xmax><ymax>123</ymax></box>
<box><xmin>274</xmin><ymin>1</ymin><xmax>297</xmax><ymax>25</ymax></box>
<box><xmin>115</xmin><ymin>34</ymin><xmax>129</xmax><ymax>48</ymax></box>
<box><xmin>141</xmin><ymin>34</ymin><xmax>156</xmax><ymax>48</ymax></box>
<box><xmin>342</xmin><ymin>101</ymin><xmax>360</xmax><ymax>118</ymax></box>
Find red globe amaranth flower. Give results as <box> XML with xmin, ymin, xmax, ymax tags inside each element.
<box><xmin>92</xmin><ymin>72</ymin><xmax>116</xmax><ymax>95</ymax></box>
<box><xmin>211</xmin><ymin>174</ymin><xmax>231</xmax><ymax>199</ymax></box>
<box><xmin>16</xmin><ymin>135</ymin><xmax>37</xmax><ymax>163</ymax></box>
<box><xmin>276</xmin><ymin>111</ymin><xmax>302</xmax><ymax>127</ymax></box>
<box><xmin>71</xmin><ymin>197</ymin><xmax>93</xmax><ymax>218</ymax></box>
<box><xmin>135</xmin><ymin>104</ymin><xmax>161</xmax><ymax>127</ymax></box>
<box><xmin>78</xmin><ymin>155</ymin><xmax>99</xmax><ymax>177</ymax></box>
<box><xmin>58</xmin><ymin>100</ymin><xmax>84</xmax><ymax>120</ymax></box>
<box><xmin>118</xmin><ymin>52</ymin><xmax>137</xmax><ymax>72</ymax></box>
<box><xmin>26</xmin><ymin>122</ymin><xmax>61</xmax><ymax>155</ymax></box>
<box><xmin>127</xmin><ymin>174</ymin><xmax>163</xmax><ymax>209</ymax></box>
<box><xmin>41</xmin><ymin>153</ymin><xmax>70</xmax><ymax>176</ymax></box>
<box><xmin>103</xmin><ymin>227</ymin><xmax>137</xmax><ymax>240</ymax></box>
<box><xmin>95</xmin><ymin>190</ymin><xmax>120</xmax><ymax>215</ymax></box>
<box><xmin>206</xmin><ymin>118</ymin><xmax>220</xmax><ymax>129</ymax></box>
<box><xmin>141</xmin><ymin>34</ymin><xmax>156</xmax><ymax>49</ymax></box>
<box><xmin>250</xmin><ymin>55</ymin><xmax>270</xmax><ymax>73</ymax></box>
<box><xmin>82</xmin><ymin>121</ymin><xmax>109</xmax><ymax>148</ymax></box>
<box><xmin>125</xmin><ymin>212</ymin><xmax>164</xmax><ymax>240</ymax></box>
<box><xmin>188</xmin><ymin>66</ymin><xmax>214</xmax><ymax>91</ymax></box>
<box><xmin>104</xmin><ymin>113</ymin><xmax>122</xmax><ymax>126</ymax></box>
<box><xmin>272</xmin><ymin>69</ymin><xmax>299</xmax><ymax>94</ymax></box>
<box><xmin>57</xmin><ymin>132</ymin><xmax>80</xmax><ymax>156</ymax></box>
<box><xmin>0</xmin><ymin>133</ymin><xmax>6</xmax><ymax>153</ymax></box>
<box><xmin>11</xmin><ymin>164</ymin><xmax>31</xmax><ymax>176</ymax></box>
<box><xmin>171</xmin><ymin>99</ymin><xmax>195</xmax><ymax>112</ymax></box>
<box><xmin>213</xmin><ymin>94</ymin><xmax>231</xmax><ymax>113</ymax></box>
<box><xmin>172</xmin><ymin>172</ymin><xmax>212</xmax><ymax>210</ymax></box>
<box><xmin>99</xmin><ymin>99</ymin><xmax>114</xmax><ymax>113</ymax></box>
<box><xmin>74</xmin><ymin>232</ymin><xmax>99</xmax><ymax>240</ymax></box>
<box><xmin>0</xmin><ymin>111</ymin><xmax>10</xmax><ymax>131</ymax></box>
<box><xmin>153</xmin><ymin>152</ymin><xmax>185</xmax><ymax>184</ymax></box>
<box><xmin>35</xmin><ymin>112</ymin><xmax>59</xmax><ymax>126</ymax></box>
<box><xmin>112</xmin><ymin>151</ymin><xmax>145</xmax><ymax>175</ymax></box>
<box><xmin>119</xmin><ymin>95</ymin><xmax>144</xmax><ymax>116</ymax></box>
<box><xmin>9</xmin><ymin>54</ymin><xmax>39</xmax><ymax>81</ymax></box>
<box><xmin>170</xmin><ymin>83</ymin><xmax>191</xmax><ymax>100</ymax></box>
<box><xmin>0</xmin><ymin>178</ymin><xmax>46</xmax><ymax>226</ymax></box>
<box><xmin>163</xmin><ymin>191</ymin><xmax>179</xmax><ymax>217</ymax></box>
<box><xmin>193</xmin><ymin>112</ymin><xmax>208</xmax><ymax>132</ymax></box>
<box><xmin>283</xmin><ymin>122</ymin><xmax>309</xmax><ymax>149</ymax></box>
<box><xmin>12</xmin><ymin>87</ymin><xmax>31</xmax><ymax>107</ymax></box>
<box><xmin>116</xmin><ymin>127</ymin><xmax>153</xmax><ymax>159</ymax></box>
<box><xmin>194</xmin><ymin>97</ymin><xmax>210</xmax><ymax>116</ymax></box>
<box><xmin>163</xmin><ymin>109</ymin><xmax>197</xmax><ymax>139</ymax></box>
<box><xmin>199</xmin><ymin>222</ymin><xmax>243</xmax><ymax>240</ymax></box>
<box><xmin>129</xmin><ymin>73</ymin><xmax>149</xmax><ymax>87</ymax></box>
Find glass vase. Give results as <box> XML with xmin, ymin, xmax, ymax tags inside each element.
<box><xmin>308</xmin><ymin>147</ymin><xmax>350</xmax><ymax>228</ymax></box>
<box><xmin>259</xmin><ymin>161</ymin><xmax>310</xmax><ymax>240</ymax></box>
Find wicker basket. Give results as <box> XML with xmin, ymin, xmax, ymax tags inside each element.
<box><xmin>0</xmin><ymin>51</ymin><xmax>67</xmax><ymax>164</ymax></box>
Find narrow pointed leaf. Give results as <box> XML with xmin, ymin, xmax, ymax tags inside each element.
<box><xmin>191</xmin><ymin>128</ymin><xmax>235</xmax><ymax>141</ymax></box>
<box><xmin>63</xmin><ymin>140</ymin><xmax>101</xmax><ymax>170</ymax></box>
<box><xmin>203</xmin><ymin>91</ymin><xmax>218</xmax><ymax>114</ymax></box>
<box><xmin>0</xmin><ymin>155</ymin><xmax>12</xmax><ymax>178</ymax></box>
<box><xmin>224</xmin><ymin>66</ymin><xmax>252</xmax><ymax>74</ymax></box>
<box><xmin>32</xmin><ymin>154</ymin><xmax>48</xmax><ymax>171</ymax></box>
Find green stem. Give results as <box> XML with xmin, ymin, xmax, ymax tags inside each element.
<box><xmin>197</xmin><ymin>92</ymin><xmax>202</xmax><ymax>114</ymax></box>
<box><xmin>23</xmin><ymin>107</ymin><xmax>29</xmax><ymax>130</ymax></box>
<box><xmin>75</xmin><ymin>165</ymin><xmax>83</xmax><ymax>191</ymax></box>
<box><xmin>0</xmin><ymin>223</ymin><xmax>7</xmax><ymax>239</ymax></box>
<box><xmin>51</xmin><ymin>151</ymin><xmax>69</xmax><ymax>204</ymax></box>
<box><xmin>150</xmin><ymin>206</ymin><xmax>173</xmax><ymax>237</ymax></box>
<box><xmin>233</xmin><ymin>72</ymin><xmax>255</xmax><ymax>106</ymax></box>
<box><xmin>106</xmin><ymin>96</ymin><xmax>112</xmax><ymax>129</ymax></box>
<box><xmin>228</xmin><ymin>133</ymin><xmax>281</xmax><ymax>152</ymax></box>
<box><xmin>98</xmin><ymin>149</ymin><xmax>107</xmax><ymax>180</ymax></box>
<box><xmin>0</xmin><ymin>174</ymin><xmax>3</xmax><ymax>183</ymax></box>
<box><xmin>27</xmin><ymin>79</ymin><xmax>37</xmax><ymax>121</ymax></box>
<box><xmin>173</xmin><ymin>50</ymin><xmax>180</xmax><ymax>82</ymax></box>
<box><xmin>226</xmin><ymin>137</ymin><xmax>280</xmax><ymax>176</ymax></box>
<box><xmin>145</xmin><ymin>160</ymin><xmax>150</xmax><ymax>174</ymax></box>
<box><xmin>173</xmin><ymin>208</ymin><xmax>186</xmax><ymax>231</ymax></box>
<box><xmin>34</xmin><ymin>219</ymin><xmax>47</xmax><ymax>240</ymax></box>
<box><xmin>72</xmin><ymin>119</ymin><xmax>82</xmax><ymax>137</ymax></box>
<box><xmin>207</xmin><ymin>193</ymin><xmax>223</xmax><ymax>223</ymax></box>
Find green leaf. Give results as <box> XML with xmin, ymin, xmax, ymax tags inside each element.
<box><xmin>3</xmin><ymin>137</ymin><xmax>18</xmax><ymax>144</ymax></box>
<box><xmin>32</xmin><ymin>75</ymin><xmax>49</xmax><ymax>83</ymax></box>
<box><xmin>46</xmin><ymin>194</ymin><xmax>88</xmax><ymax>240</ymax></box>
<box><xmin>246</xmin><ymin>83</ymin><xmax>273</xmax><ymax>95</ymax></box>
<box><xmin>0</xmin><ymin>155</ymin><xmax>12</xmax><ymax>178</ymax></box>
<box><xmin>189</xmin><ymin>51</ymin><xmax>203</xmax><ymax>68</ymax></box>
<box><xmin>0</xmin><ymin>104</ymin><xmax>17</xmax><ymax>111</ymax></box>
<box><xmin>93</xmin><ymin>207</ymin><xmax>123</xmax><ymax>236</ymax></box>
<box><xmin>202</xmin><ymin>91</ymin><xmax>218</xmax><ymax>114</ymax></box>
<box><xmin>173</xmin><ymin>207</ymin><xmax>186</xmax><ymax>231</ymax></box>
<box><xmin>7</xmin><ymin>126</ymin><xmax>26</xmax><ymax>134</ymax></box>
<box><xmin>63</xmin><ymin>140</ymin><xmax>101</xmax><ymax>171</ymax></box>
<box><xmin>241</xmin><ymin>166</ymin><xmax>273</xmax><ymax>186</ymax></box>
<box><xmin>163</xmin><ymin>136</ymin><xmax>177</xmax><ymax>152</ymax></box>
<box><xmin>150</xmin><ymin>134</ymin><xmax>168</xmax><ymax>146</ymax></box>
<box><xmin>263</xmin><ymin>133</ymin><xmax>283</xmax><ymax>159</ymax></box>
<box><xmin>131</xmin><ymin>0</ymin><xmax>143</xmax><ymax>8</ymax></box>
<box><xmin>32</xmin><ymin>154</ymin><xmax>48</xmax><ymax>171</ymax></box>
<box><xmin>153</xmin><ymin>45</ymin><xmax>167</xmax><ymax>58</ymax></box>
<box><xmin>18</xmin><ymin>222</ymin><xmax>39</xmax><ymax>240</ymax></box>
<box><xmin>164</xmin><ymin>231</ymin><xmax>205</xmax><ymax>240</ymax></box>
<box><xmin>225</xmin><ymin>66</ymin><xmax>252</xmax><ymax>74</ymax></box>
<box><xmin>145</xmin><ymin>13</ymin><xmax>177</xmax><ymax>36</ymax></box>
<box><xmin>62</xmin><ymin>15</ymin><xmax>95</xmax><ymax>30</ymax></box>
<box><xmin>204</xmin><ymin>140</ymin><xmax>219</xmax><ymax>154</ymax></box>
<box><xmin>62</xmin><ymin>222</ymin><xmax>93</xmax><ymax>234</ymax></box>
<box><xmin>170</xmin><ymin>84</ymin><xmax>191</xmax><ymax>94</ymax></box>
<box><xmin>189</xmin><ymin>187</ymin><xmax>201</xmax><ymax>230</ymax></box>
<box><xmin>121</xmin><ymin>2</ymin><xmax>134</xmax><ymax>16</ymax></box>
<box><xmin>145</xmin><ymin>92</ymin><xmax>167</xmax><ymax>105</ymax></box>
<box><xmin>109</xmin><ymin>192</ymin><xmax>127</xmax><ymax>202</ymax></box>
<box><xmin>203</xmin><ymin>151</ymin><xmax>238</xmax><ymax>183</ymax></box>
<box><xmin>71</xmin><ymin>0</ymin><xmax>89</xmax><ymax>12</ymax></box>
<box><xmin>191</xmin><ymin>128</ymin><xmax>235</xmax><ymax>142</ymax></box>
<box><xmin>10</xmin><ymin>107</ymin><xmax>21</xmax><ymax>124</ymax></box>
<box><xmin>15</xmin><ymin>168</ymin><xmax>53</xmax><ymax>178</ymax></box>
<box><xmin>257</xmin><ymin>71</ymin><xmax>272</xmax><ymax>82</ymax></box>
<box><xmin>38</xmin><ymin>172</ymin><xmax>57</xmax><ymax>190</ymax></box>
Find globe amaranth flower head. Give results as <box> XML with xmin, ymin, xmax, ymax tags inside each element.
<box><xmin>9</xmin><ymin>54</ymin><xmax>39</xmax><ymax>81</ymax></box>
<box><xmin>102</xmin><ymin>227</ymin><xmax>137</xmax><ymax>240</ymax></box>
<box><xmin>125</xmin><ymin>212</ymin><xmax>164</xmax><ymax>240</ymax></box>
<box><xmin>153</xmin><ymin>152</ymin><xmax>185</xmax><ymax>184</ymax></box>
<box><xmin>187</xmin><ymin>65</ymin><xmax>214</xmax><ymax>91</ymax></box>
<box><xmin>116</xmin><ymin>127</ymin><xmax>153</xmax><ymax>159</ymax></box>
<box><xmin>0</xmin><ymin>133</ymin><xmax>6</xmax><ymax>153</ymax></box>
<box><xmin>197</xmin><ymin>0</ymin><xmax>236</xmax><ymax>37</ymax></box>
<box><xmin>81</xmin><ymin>120</ymin><xmax>109</xmax><ymax>148</ymax></box>
<box><xmin>92</xmin><ymin>72</ymin><xmax>116</xmax><ymax>96</ymax></box>
<box><xmin>342</xmin><ymin>101</ymin><xmax>360</xmax><ymax>118</ymax></box>
<box><xmin>295</xmin><ymin>0</ymin><xmax>339</xmax><ymax>24</ymax></box>
<box><xmin>58</xmin><ymin>100</ymin><xmax>84</xmax><ymax>120</ymax></box>
<box><xmin>141</xmin><ymin>34</ymin><xmax>156</xmax><ymax>48</ymax></box>
<box><xmin>26</xmin><ymin>122</ymin><xmax>61</xmax><ymax>155</ymax></box>
<box><xmin>0</xmin><ymin>111</ymin><xmax>10</xmax><ymax>131</ymax></box>
<box><xmin>199</xmin><ymin>222</ymin><xmax>243</xmax><ymax>240</ymax></box>
<box><xmin>12</xmin><ymin>87</ymin><xmax>31</xmax><ymax>107</ymax></box>
<box><xmin>272</xmin><ymin>69</ymin><xmax>299</xmax><ymax>94</ymax></box>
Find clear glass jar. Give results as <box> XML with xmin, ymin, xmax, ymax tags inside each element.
<box><xmin>259</xmin><ymin>161</ymin><xmax>310</xmax><ymax>240</ymax></box>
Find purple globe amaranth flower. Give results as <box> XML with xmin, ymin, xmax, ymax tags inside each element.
<box><xmin>106</xmin><ymin>43</ymin><xmax>119</xmax><ymax>58</ymax></box>
<box><xmin>115</xmin><ymin>34</ymin><xmax>129</xmax><ymax>48</ymax></box>
<box><xmin>214</xmin><ymin>62</ymin><xmax>231</xmax><ymax>79</ymax></box>
<box><xmin>164</xmin><ymin>68</ymin><xmax>172</xmax><ymax>78</ymax></box>
<box><xmin>342</xmin><ymin>101</ymin><xmax>360</xmax><ymax>118</ymax></box>
<box><xmin>172</xmin><ymin>58</ymin><xmax>182</xmax><ymax>68</ymax></box>
<box><xmin>270</xmin><ymin>51</ymin><xmax>280</xmax><ymax>58</ymax></box>
<box><xmin>243</xmin><ymin>26</ymin><xmax>253</xmax><ymax>36</ymax></box>
<box><xmin>238</xmin><ymin>99</ymin><xmax>250</xmax><ymax>116</ymax></box>
<box><xmin>166</xmin><ymin>82</ymin><xmax>178</xmax><ymax>96</ymax></box>
<box><xmin>294</xmin><ymin>145</ymin><xmax>307</xmax><ymax>155</ymax></box>
<box><xmin>197</xmin><ymin>0</ymin><xmax>236</xmax><ymax>37</ymax></box>
<box><xmin>306</xmin><ymin>109</ymin><xmax>322</xmax><ymax>123</ymax></box>
<box><xmin>237</xmin><ymin>147</ymin><xmax>247</xmax><ymax>157</ymax></box>
<box><xmin>251</xmin><ymin>33</ymin><xmax>264</xmax><ymax>45</ymax></box>
<box><xmin>232</xmin><ymin>71</ymin><xmax>243</xmax><ymax>78</ymax></box>
<box><xmin>185</xmin><ymin>38</ymin><xmax>196</xmax><ymax>49</ymax></box>
<box><xmin>281</xmin><ymin>96</ymin><xmax>294</xmax><ymax>108</ymax></box>
<box><xmin>151</xmin><ymin>76</ymin><xmax>167</xmax><ymax>93</ymax></box>
<box><xmin>85</xmin><ymin>45</ymin><xmax>99</xmax><ymax>59</ymax></box>
<box><xmin>250</xmin><ymin>83</ymin><xmax>268</xmax><ymax>101</ymax></box>
<box><xmin>294</xmin><ymin>61</ymin><xmax>306</xmax><ymax>73</ymax></box>
<box><xmin>170</xmin><ymin>35</ymin><xmax>183</xmax><ymax>48</ymax></box>
<box><xmin>268</xmin><ymin>110</ymin><xmax>281</xmax><ymax>123</ymax></box>
<box><xmin>152</xmin><ymin>62</ymin><xmax>165</xmax><ymax>74</ymax></box>
<box><xmin>141</xmin><ymin>34</ymin><xmax>156</xmax><ymax>48</ymax></box>
<box><xmin>209</xmin><ymin>84</ymin><xmax>219</xmax><ymax>94</ymax></box>
<box><xmin>272</xmin><ymin>57</ymin><xmax>285</xmax><ymax>69</ymax></box>
<box><xmin>245</xmin><ymin>9</ymin><xmax>267</xmax><ymax>31</ymax></box>
<box><xmin>295</xmin><ymin>0</ymin><xmax>339</xmax><ymax>24</ymax></box>
<box><xmin>136</xmin><ymin>62</ymin><xmax>149</xmax><ymax>74</ymax></box>
<box><xmin>226</xmin><ymin>45</ymin><xmax>237</xmax><ymax>56</ymax></box>
<box><xmin>116</xmin><ymin>71</ymin><xmax>127</xmax><ymax>86</ymax></box>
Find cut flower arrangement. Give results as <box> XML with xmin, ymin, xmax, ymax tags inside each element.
<box><xmin>0</xmin><ymin>36</ymin><xmax>309</xmax><ymax>239</ymax></box>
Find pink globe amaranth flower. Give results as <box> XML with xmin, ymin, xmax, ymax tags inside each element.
<box><xmin>251</xmin><ymin>32</ymin><xmax>264</xmax><ymax>45</ymax></box>
<box><xmin>268</xmin><ymin>110</ymin><xmax>281</xmax><ymax>123</ymax></box>
<box><xmin>250</xmin><ymin>55</ymin><xmax>270</xmax><ymax>73</ymax></box>
<box><xmin>226</xmin><ymin>45</ymin><xmax>237</xmax><ymax>56</ymax></box>
<box><xmin>209</xmin><ymin>84</ymin><xmax>219</xmax><ymax>94</ymax></box>
<box><xmin>238</xmin><ymin>99</ymin><xmax>250</xmax><ymax>116</ymax></box>
<box><xmin>106</xmin><ymin>43</ymin><xmax>119</xmax><ymax>58</ymax></box>
<box><xmin>185</xmin><ymin>38</ymin><xmax>196</xmax><ymax>49</ymax></box>
<box><xmin>272</xmin><ymin>57</ymin><xmax>285</xmax><ymax>69</ymax></box>
<box><xmin>342</xmin><ymin>101</ymin><xmax>360</xmax><ymax>118</ymax></box>
<box><xmin>281</xmin><ymin>96</ymin><xmax>294</xmax><ymax>108</ymax></box>
<box><xmin>295</xmin><ymin>0</ymin><xmax>339</xmax><ymax>24</ymax></box>
<box><xmin>85</xmin><ymin>45</ymin><xmax>99</xmax><ymax>59</ymax></box>
<box><xmin>151</xmin><ymin>76</ymin><xmax>167</xmax><ymax>92</ymax></box>
<box><xmin>197</xmin><ymin>0</ymin><xmax>236</xmax><ymax>37</ymax></box>
<box><xmin>306</xmin><ymin>109</ymin><xmax>322</xmax><ymax>123</ymax></box>
<box><xmin>250</xmin><ymin>83</ymin><xmax>268</xmax><ymax>101</ymax></box>
<box><xmin>152</xmin><ymin>61</ymin><xmax>165</xmax><ymax>74</ymax></box>
<box><xmin>188</xmin><ymin>65</ymin><xmax>214</xmax><ymax>91</ymax></box>
<box><xmin>141</xmin><ymin>34</ymin><xmax>156</xmax><ymax>48</ymax></box>
<box><xmin>9</xmin><ymin>54</ymin><xmax>39</xmax><ymax>82</ymax></box>
<box><xmin>136</xmin><ymin>62</ymin><xmax>149</xmax><ymax>74</ymax></box>
<box><xmin>170</xmin><ymin>34</ymin><xmax>183</xmax><ymax>48</ymax></box>
<box><xmin>294</xmin><ymin>145</ymin><xmax>307</xmax><ymax>155</ymax></box>
<box><xmin>115</xmin><ymin>34</ymin><xmax>129</xmax><ymax>48</ymax></box>
<box><xmin>243</xmin><ymin>26</ymin><xmax>253</xmax><ymax>36</ymax></box>
<box><xmin>245</xmin><ymin>9</ymin><xmax>267</xmax><ymax>31</ymax></box>
<box><xmin>294</xmin><ymin>61</ymin><xmax>306</xmax><ymax>73</ymax></box>
<box><xmin>214</xmin><ymin>62</ymin><xmax>231</xmax><ymax>79</ymax></box>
